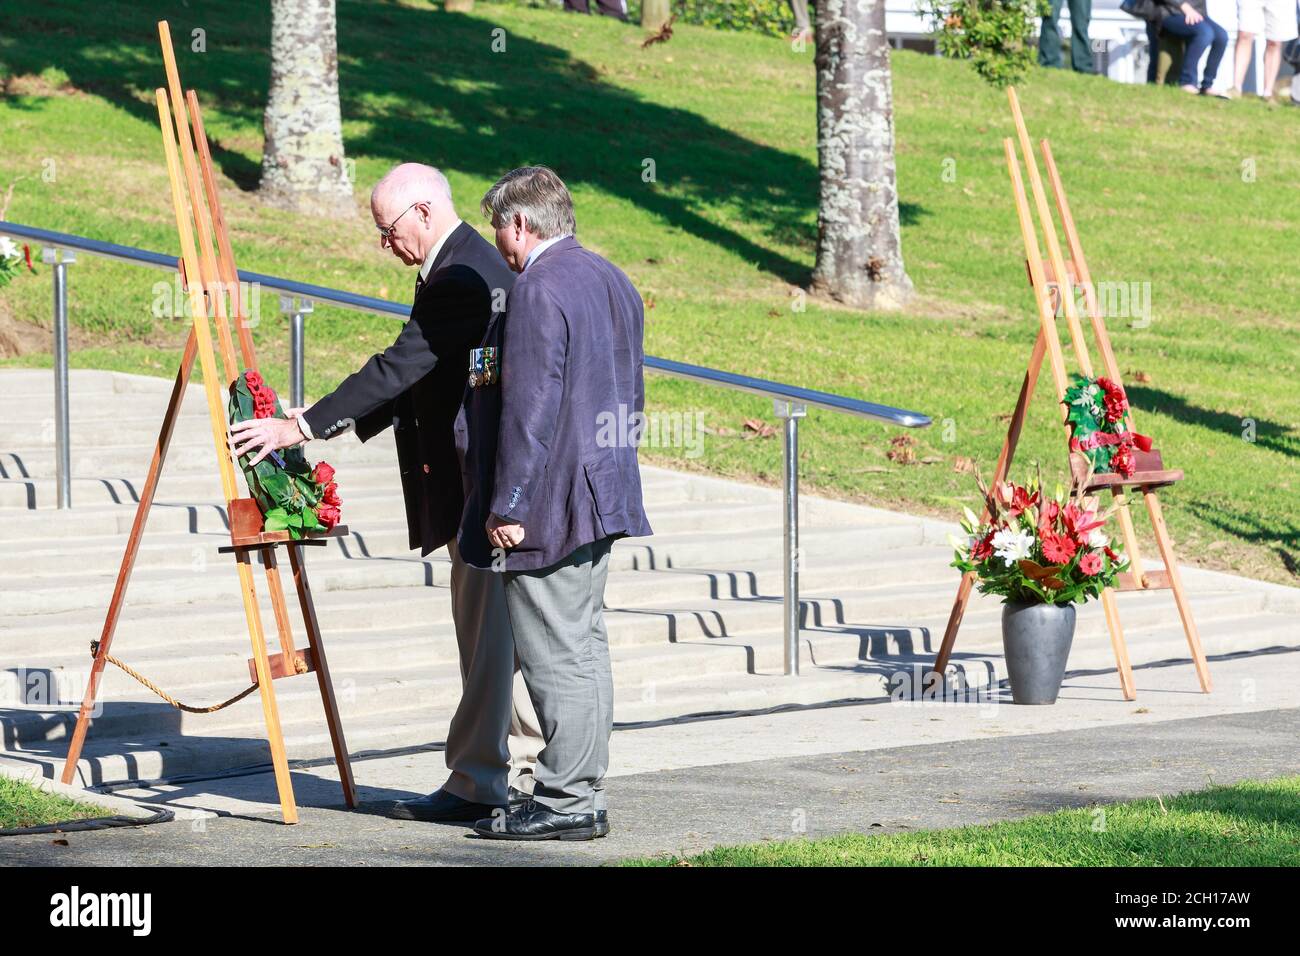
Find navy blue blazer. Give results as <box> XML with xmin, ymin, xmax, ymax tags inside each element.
<box><xmin>455</xmin><ymin>236</ymin><xmax>652</xmax><ymax>572</ymax></box>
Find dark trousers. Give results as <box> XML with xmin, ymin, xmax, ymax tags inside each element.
<box><xmin>1039</xmin><ymin>0</ymin><xmax>1095</xmax><ymax>73</ymax></box>
<box><xmin>564</xmin><ymin>0</ymin><xmax>627</xmax><ymax>19</ymax></box>
<box><xmin>1159</xmin><ymin>14</ymin><xmax>1228</xmax><ymax>89</ymax></box>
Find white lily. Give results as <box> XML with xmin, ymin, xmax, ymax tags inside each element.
<box><xmin>991</xmin><ymin>528</ymin><xmax>1034</xmax><ymax>567</ymax></box>
<box><xmin>0</xmin><ymin>237</ymin><xmax>20</xmax><ymax>260</ymax></box>
<box><xmin>1088</xmin><ymin>528</ymin><xmax>1109</xmax><ymax>549</ymax></box>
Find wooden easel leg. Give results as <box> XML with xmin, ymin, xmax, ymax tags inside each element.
<box><xmin>259</xmin><ymin>547</ymin><xmax>297</xmax><ymax>661</ymax></box>
<box><xmin>932</xmin><ymin>330</ymin><xmax>1047</xmax><ymax>678</ymax></box>
<box><xmin>287</xmin><ymin>544</ymin><xmax>357</xmax><ymax>808</ymax></box>
<box><xmin>1100</xmin><ymin>589</ymin><xmax>1136</xmax><ymax>700</ymax></box>
<box><xmin>1142</xmin><ymin>490</ymin><xmax>1212</xmax><ymax>693</ymax></box>
<box><xmin>61</xmin><ymin>328</ymin><xmax>198</xmax><ymax>786</ymax></box>
<box><xmin>236</xmin><ymin>550</ymin><xmax>299</xmax><ymax>823</ymax></box>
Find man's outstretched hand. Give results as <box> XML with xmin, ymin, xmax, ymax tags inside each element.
<box><xmin>230</xmin><ymin>407</ymin><xmax>310</xmax><ymax>466</ymax></box>
<box><xmin>487</xmin><ymin>513</ymin><xmax>525</xmax><ymax>550</ymax></box>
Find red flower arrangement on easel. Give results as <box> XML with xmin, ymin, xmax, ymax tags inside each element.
<box><xmin>228</xmin><ymin>370</ymin><xmax>341</xmax><ymax>537</ymax></box>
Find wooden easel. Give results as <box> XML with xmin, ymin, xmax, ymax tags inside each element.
<box><xmin>931</xmin><ymin>87</ymin><xmax>1212</xmax><ymax>702</ymax></box>
<box><xmin>59</xmin><ymin>21</ymin><xmax>357</xmax><ymax>824</ymax></box>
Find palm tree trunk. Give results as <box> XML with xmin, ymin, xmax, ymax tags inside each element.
<box><xmin>811</xmin><ymin>0</ymin><xmax>913</xmax><ymax>311</ymax></box>
<box><xmin>259</xmin><ymin>0</ymin><xmax>353</xmax><ymax>217</ymax></box>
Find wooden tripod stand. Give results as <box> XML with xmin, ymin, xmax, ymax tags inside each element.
<box><xmin>59</xmin><ymin>21</ymin><xmax>357</xmax><ymax>824</ymax></box>
<box><xmin>930</xmin><ymin>87</ymin><xmax>1212</xmax><ymax>702</ymax></box>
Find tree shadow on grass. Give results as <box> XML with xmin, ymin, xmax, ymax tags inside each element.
<box><xmin>1128</xmin><ymin>385</ymin><xmax>1300</xmax><ymax>461</ymax></box>
<box><xmin>0</xmin><ymin>0</ymin><xmax>932</xmax><ymax>287</ymax></box>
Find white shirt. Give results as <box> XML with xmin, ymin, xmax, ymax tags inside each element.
<box><xmin>297</xmin><ymin>219</ymin><xmax>465</xmax><ymax>441</ymax></box>
<box><xmin>523</xmin><ymin>234</ymin><xmax>570</xmax><ymax>271</ymax></box>
<box><xmin>419</xmin><ymin>218</ymin><xmax>464</xmax><ymax>284</ymax></box>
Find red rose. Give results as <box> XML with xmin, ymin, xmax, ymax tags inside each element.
<box><xmin>1042</xmin><ymin>530</ymin><xmax>1077</xmax><ymax>564</ymax></box>
<box><xmin>1097</xmin><ymin>378</ymin><xmax>1129</xmax><ymax>424</ymax></box>
<box><xmin>312</xmin><ymin>461</ymin><xmax>336</xmax><ymax>485</ymax></box>
<box><xmin>1111</xmin><ymin>443</ymin><xmax>1135</xmax><ymax>478</ymax></box>
<box><xmin>1079</xmin><ymin>551</ymin><xmax>1103</xmax><ymax>576</ymax></box>
<box><xmin>316</xmin><ymin>502</ymin><xmax>341</xmax><ymax>530</ymax></box>
<box><xmin>322</xmin><ymin>481</ymin><xmax>341</xmax><ymax>507</ymax></box>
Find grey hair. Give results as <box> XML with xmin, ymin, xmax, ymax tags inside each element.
<box><xmin>480</xmin><ymin>166</ymin><xmax>576</xmax><ymax>240</ymax></box>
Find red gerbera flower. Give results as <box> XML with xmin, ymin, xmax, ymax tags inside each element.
<box><xmin>1042</xmin><ymin>531</ymin><xmax>1077</xmax><ymax>564</ymax></box>
<box><xmin>1078</xmin><ymin>551</ymin><xmax>1103</xmax><ymax>576</ymax></box>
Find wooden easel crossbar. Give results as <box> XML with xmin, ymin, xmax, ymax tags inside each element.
<box><xmin>930</xmin><ymin>87</ymin><xmax>1212</xmax><ymax>701</ymax></box>
<box><xmin>59</xmin><ymin>21</ymin><xmax>356</xmax><ymax>823</ymax></box>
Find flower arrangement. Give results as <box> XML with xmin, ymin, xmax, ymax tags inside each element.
<box><xmin>227</xmin><ymin>370</ymin><xmax>340</xmax><ymax>538</ymax></box>
<box><xmin>1062</xmin><ymin>374</ymin><xmax>1152</xmax><ymax>478</ymax></box>
<box><xmin>0</xmin><ymin>236</ymin><xmax>35</xmax><ymax>289</ymax></box>
<box><xmin>951</xmin><ymin>468</ymin><xmax>1128</xmax><ymax>605</ymax></box>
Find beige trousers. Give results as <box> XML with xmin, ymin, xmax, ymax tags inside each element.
<box><xmin>443</xmin><ymin>541</ymin><xmax>543</xmax><ymax>805</ymax></box>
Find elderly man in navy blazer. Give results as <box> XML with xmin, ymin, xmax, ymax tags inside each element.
<box><xmin>460</xmin><ymin>166</ymin><xmax>651</xmax><ymax>841</ymax></box>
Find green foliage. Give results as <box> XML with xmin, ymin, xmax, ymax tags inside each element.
<box><xmin>0</xmin><ymin>776</ymin><xmax>106</xmax><ymax>830</ymax></box>
<box><xmin>227</xmin><ymin>372</ymin><xmax>324</xmax><ymax>539</ymax></box>
<box><xmin>918</xmin><ymin>0</ymin><xmax>1050</xmax><ymax>87</ymax></box>
<box><xmin>486</xmin><ymin>0</ymin><xmax>800</xmax><ymax>37</ymax></box>
<box><xmin>672</xmin><ymin>0</ymin><xmax>800</xmax><ymax>38</ymax></box>
<box><xmin>631</xmin><ymin>776</ymin><xmax>1300</xmax><ymax>866</ymax></box>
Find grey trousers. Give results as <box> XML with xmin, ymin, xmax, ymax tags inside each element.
<box><xmin>444</xmin><ymin>542</ymin><xmax>543</xmax><ymax>806</ymax></box>
<box><xmin>502</xmin><ymin>536</ymin><xmax>615</xmax><ymax>815</ymax></box>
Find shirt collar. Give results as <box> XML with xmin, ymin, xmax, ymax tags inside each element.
<box><xmin>418</xmin><ymin>219</ymin><xmax>464</xmax><ymax>284</ymax></box>
<box><xmin>523</xmin><ymin>234</ymin><xmax>570</xmax><ymax>271</ymax></box>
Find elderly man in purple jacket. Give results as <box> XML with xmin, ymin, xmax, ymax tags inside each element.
<box><xmin>458</xmin><ymin>166</ymin><xmax>651</xmax><ymax>841</ymax></box>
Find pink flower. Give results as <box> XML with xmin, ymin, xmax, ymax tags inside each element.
<box><xmin>1079</xmin><ymin>551</ymin><xmax>1103</xmax><ymax>576</ymax></box>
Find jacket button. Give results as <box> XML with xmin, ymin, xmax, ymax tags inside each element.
<box><xmin>422</xmin><ymin>464</ymin><xmax>430</xmax><ymax>474</ymax></box>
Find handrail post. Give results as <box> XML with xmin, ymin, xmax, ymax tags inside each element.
<box><xmin>43</xmin><ymin>246</ymin><xmax>74</xmax><ymax>509</ymax></box>
<box><xmin>774</xmin><ymin>399</ymin><xmax>806</xmax><ymax>676</ymax></box>
<box><xmin>282</xmin><ymin>295</ymin><xmax>313</xmax><ymax>409</ymax></box>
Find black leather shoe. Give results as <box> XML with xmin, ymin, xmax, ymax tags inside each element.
<box><xmin>507</xmin><ymin>786</ymin><xmax>532</xmax><ymax>812</ymax></box>
<box><xmin>390</xmin><ymin>788</ymin><xmax>503</xmax><ymax>823</ymax></box>
<box><xmin>473</xmin><ymin>800</ymin><xmax>599</xmax><ymax>841</ymax></box>
<box><xmin>593</xmin><ymin>809</ymin><xmax>610</xmax><ymax>838</ymax></box>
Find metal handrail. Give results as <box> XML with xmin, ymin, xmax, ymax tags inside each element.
<box><xmin>1</xmin><ymin>219</ymin><xmax>931</xmax><ymax>676</ymax></box>
<box><xmin>0</xmin><ymin>220</ymin><xmax>930</xmax><ymax>427</ymax></box>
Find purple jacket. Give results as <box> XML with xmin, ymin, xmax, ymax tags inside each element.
<box><xmin>459</xmin><ymin>236</ymin><xmax>651</xmax><ymax>571</ymax></box>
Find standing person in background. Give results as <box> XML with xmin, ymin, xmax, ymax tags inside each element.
<box><xmin>563</xmin><ymin>0</ymin><xmax>628</xmax><ymax>20</ymax></box>
<box><xmin>789</xmin><ymin>0</ymin><xmax>813</xmax><ymax>44</ymax></box>
<box><xmin>1231</xmin><ymin>0</ymin><xmax>1299</xmax><ymax>99</ymax></box>
<box><xmin>1039</xmin><ymin>0</ymin><xmax>1097</xmax><ymax>73</ymax></box>
<box><xmin>1155</xmin><ymin>0</ymin><xmax>1231</xmax><ymax>93</ymax></box>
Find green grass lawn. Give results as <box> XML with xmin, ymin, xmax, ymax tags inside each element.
<box><xmin>1</xmin><ymin>0</ymin><xmax>1297</xmax><ymax>584</ymax></box>
<box><xmin>629</xmin><ymin>775</ymin><xmax>1300</xmax><ymax>866</ymax></box>
<box><xmin>0</xmin><ymin>775</ymin><xmax>109</xmax><ymax>830</ymax></box>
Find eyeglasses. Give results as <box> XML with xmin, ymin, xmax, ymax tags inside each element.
<box><xmin>376</xmin><ymin>201</ymin><xmax>427</xmax><ymax>239</ymax></box>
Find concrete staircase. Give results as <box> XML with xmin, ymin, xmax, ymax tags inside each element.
<box><xmin>3</xmin><ymin>369</ymin><xmax>1298</xmax><ymax>787</ymax></box>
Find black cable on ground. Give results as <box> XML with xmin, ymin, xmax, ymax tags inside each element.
<box><xmin>0</xmin><ymin>805</ymin><xmax>174</xmax><ymax>837</ymax></box>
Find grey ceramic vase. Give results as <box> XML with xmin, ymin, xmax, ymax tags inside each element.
<box><xmin>1001</xmin><ymin>601</ymin><xmax>1077</xmax><ymax>704</ymax></box>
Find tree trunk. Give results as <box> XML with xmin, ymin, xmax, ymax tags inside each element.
<box><xmin>642</xmin><ymin>0</ymin><xmax>672</xmax><ymax>32</ymax></box>
<box><xmin>259</xmin><ymin>0</ymin><xmax>353</xmax><ymax>218</ymax></box>
<box><xmin>811</xmin><ymin>0</ymin><xmax>913</xmax><ymax>311</ymax></box>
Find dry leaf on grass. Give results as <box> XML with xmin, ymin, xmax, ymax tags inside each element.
<box><xmin>742</xmin><ymin>418</ymin><xmax>777</xmax><ymax>439</ymax></box>
<box><xmin>953</xmin><ymin>456</ymin><xmax>977</xmax><ymax>474</ymax></box>
<box><xmin>886</xmin><ymin>434</ymin><xmax>916</xmax><ymax>464</ymax></box>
